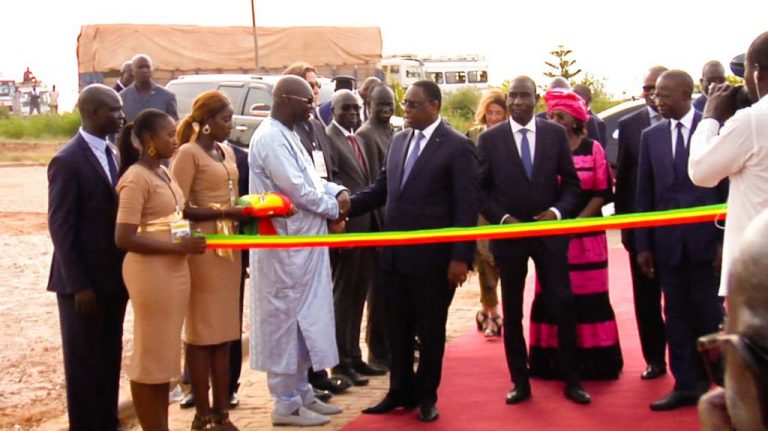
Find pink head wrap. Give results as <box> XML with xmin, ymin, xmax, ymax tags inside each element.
<box><xmin>543</xmin><ymin>88</ymin><xmax>589</xmax><ymax>122</ymax></box>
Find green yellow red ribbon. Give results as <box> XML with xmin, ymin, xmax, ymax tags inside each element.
<box><xmin>205</xmin><ymin>204</ymin><xmax>727</xmax><ymax>250</ymax></box>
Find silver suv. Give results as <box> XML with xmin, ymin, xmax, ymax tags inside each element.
<box><xmin>166</xmin><ymin>74</ymin><xmax>333</xmax><ymax>147</ymax></box>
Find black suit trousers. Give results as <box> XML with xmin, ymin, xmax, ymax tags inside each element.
<box><xmin>624</xmin><ymin>232</ymin><xmax>667</xmax><ymax>368</ymax></box>
<box><xmin>57</xmin><ymin>292</ymin><xmax>127</xmax><ymax>431</ymax></box>
<box><xmin>332</xmin><ymin>247</ymin><xmax>378</xmax><ymax>367</ymax></box>
<box><xmin>382</xmin><ymin>267</ymin><xmax>455</xmax><ymax>405</ymax></box>
<box><xmin>365</xmin><ymin>256</ymin><xmax>390</xmax><ymax>365</ymax></box>
<box><xmin>495</xmin><ymin>236</ymin><xmax>578</xmax><ymax>387</ymax></box>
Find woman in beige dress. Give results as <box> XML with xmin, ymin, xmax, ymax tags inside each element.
<box><xmin>172</xmin><ymin>91</ymin><xmax>249</xmax><ymax>431</ymax></box>
<box><xmin>115</xmin><ymin>108</ymin><xmax>206</xmax><ymax>431</ymax></box>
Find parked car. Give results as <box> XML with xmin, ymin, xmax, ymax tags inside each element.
<box><xmin>166</xmin><ymin>74</ymin><xmax>333</xmax><ymax>147</ymax></box>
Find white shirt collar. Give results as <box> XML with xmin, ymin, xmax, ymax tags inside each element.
<box><xmin>332</xmin><ymin>120</ymin><xmax>354</xmax><ymax>137</ymax></box>
<box><xmin>79</xmin><ymin>127</ymin><xmax>108</xmax><ymax>151</ymax></box>
<box><xmin>671</xmin><ymin>107</ymin><xmax>695</xmax><ymax>131</ymax></box>
<box><xmin>414</xmin><ymin>115</ymin><xmax>442</xmax><ymax>141</ymax></box>
<box><xmin>509</xmin><ymin>115</ymin><xmax>536</xmax><ymax>135</ymax></box>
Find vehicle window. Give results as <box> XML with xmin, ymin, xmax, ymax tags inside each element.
<box><xmin>427</xmin><ymin>72</ymin><xmax>444</xmax><ymax>84</ymax></box>
<box><xmin>166</xmin><ymin>82</ymin><xmax>218</xmax><ymax>115</ymax></box>
<box><xmin>218</xmin><ymin>85</ymin><xmax>245</xmax><ymax>113</ymax></box>
<box><xmin>445</xmin><ymin>72</ymin><xmax>466</xmax><ymax>84</ymax></box>
<box><xmin>390</xmin><ymin>65</ymin><xmax>400</xmax><ymax>74</ymax></box>
<box><xmin>405</xmin><ymin>67</ymin><xmax>422</xmax><ymax>79</ymax></box>
<box><xmin>468</xmin><ymin>70</ymin><xmax>488</xmax><ymax>83</ymax></box>
<box><xmin>243</xmin><ymin>85</ymin><xmax>271</xmax><ymax>115</ymax></box>
<box><xmin>0</xmin><ymin>84</ymin><xmax>12</xmax><ymax>97</ymax></box>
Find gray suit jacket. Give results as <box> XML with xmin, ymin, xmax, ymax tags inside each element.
<box><xmin>326</xmin><ymin>123</ymin><xmax>380</xmax><ymax>232</ymax></box>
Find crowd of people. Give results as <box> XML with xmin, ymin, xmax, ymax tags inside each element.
<box><xmin>45</xmin><ymin>31</ymin><xmax>768</xmax><ymax>430</ymax></box>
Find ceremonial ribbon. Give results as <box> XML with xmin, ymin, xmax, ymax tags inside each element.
<box><xmin>204</xmin><ymin>204</ymin><xmax>727</xmax><ymax>250</ymax></box>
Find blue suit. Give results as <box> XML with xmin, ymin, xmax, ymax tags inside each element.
<box><xmin>47</xmin><ymin>133</ymin><xmax>127</xmax><ymax>430</ymax></box>
<box><xmin>351</xmin><ymin>120</ymin><xmax>480</xmax><ymax>405</ymax></box>
<box><xmin>635</xmin><ymin>110</ymin><xmax>727</xmax><ymax>391</ymax></box>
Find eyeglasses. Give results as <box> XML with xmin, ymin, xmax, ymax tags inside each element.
<box><xmin>340</xmin><ymin>104</ymin><xmax>360</xmax><ymax>112</ymax></box>
<box><xmin>698</xmin><ymin>331</ymin><xmax>768</xmax><ymax>427</ymax></box>
<box><xmin>401</xmin><ymin>100</ymin><xmax>425</xmax><ymax>110</ymax></box>
<box><xmin>308</xmin><ymin>81</ymin><xmax>322</xmax><ymax>90</ymax></box>
<box><xmin>282</xmin><ymin>94</ymin><xmax>314</xmax><ymax>106</ymax></box>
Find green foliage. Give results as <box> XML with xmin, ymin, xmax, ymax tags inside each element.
<box><xmin>0</xmin><ymin>107</ymin><xmax>10</xmax><ymax>120</ymax></box>
<box><xmin>441</xmin><ymin>87</ymin><xmax>481</xmax><ymax>133</ymax></box>
<box><xmin>573</xmin><ymin>73</ymin><xmax>618</xmax><ymax>113</ymax></box>
<box><xmin>544</xmin><ymin>45</ymin><xmax>582</xmax><ymax>80</ymax></box>
<box><xmin>389</xmin><ymin>80</ymin><xmax>406</xmax><ymax>117</ymax></box>
<box><xmin>726</xmin><ymin>75</ymin><xmax>744</xmax><ymax>85</ymax></box>
<box><xmin>0</xmin><ymin>112</ymin><xmax>81</xmax><ymax>140</ymax></box>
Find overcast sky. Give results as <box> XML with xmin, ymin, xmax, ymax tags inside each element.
<box><xmin>3</xmin><ymin>0</ymin><xmax>765</xmax><ymax>111</ymax></box>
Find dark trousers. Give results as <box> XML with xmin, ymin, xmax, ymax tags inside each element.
<box><xmin>626</xmin><ymin>243</ymin><xmax>667</xmax><ymax>367</ymax></box>
<box><xmin>495</xmin><ymin>236</ymin><xmax>578</xmax><ymax>387</ymax></box>
<box><xmin>333</xmin><ymin>247</ymin><xmax>378</xmax><ymax>368</ymax></box>
<box><xmin>382</xmin><ymin>267</ymin><xmax>455</xmax><ymax>405</ymax></box>
<box><xmin>657</xmin><ymin>260</ymin><xmax>723</xmax><ymax>391</ymax></box>
<box><xmin>57</xmin><ymin>292</ymin><xmax>127</xmax><ymax>431</ymax></box>
<box><xmin>366</xmin><ymin>261</ymin><xmax>390</xmax><ymax>365</ymax></box>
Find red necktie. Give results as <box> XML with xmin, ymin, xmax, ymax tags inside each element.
<box><xmin>346</xmin><ymin>135</ymin><xmax>367</xmax><ymax>173</ymax></box>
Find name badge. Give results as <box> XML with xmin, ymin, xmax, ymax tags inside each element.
<box><xmin>170</xmin><ymin>219</ymin><xmax>191</xmax><ymax>243</ymax></box>
<box><xmin>312</xmin><ymin>150</ymin><xmax>329</xmax><ymax>179</ymax></box>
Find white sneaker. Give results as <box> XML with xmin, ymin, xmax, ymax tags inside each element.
<box><xmin>271</xmin><ymin>406</ymin><xmax>331</xmax><ymax>426</ymax></box>
<box><xmin>305</xmin><ymin>399</ymin><xmax>342</xmax><ymax>415</ymax></box>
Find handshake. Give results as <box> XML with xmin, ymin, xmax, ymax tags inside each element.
<box><xmin>329</xmin><ymin>190</ymin><xmax>351</xmax><ymax>234</ymax></box>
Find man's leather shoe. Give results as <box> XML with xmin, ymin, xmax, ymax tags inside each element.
<box><xmin>641</xmin><ymin>364</ymin><xmax>667</xmax><ymax>380</ymax></box>
<box><xmin>313</xmin><ymin>388</ymin><xmax>333</xmax><ymax>403</ymax></box>
<box><xmin>505</xmin><ymin>386</ymin><xmax>531</xmax><ymax>404</ymax></box>
<box><xmin>649</xmin><ymin>390</ymin><xmax>702</xmax><ymax>411</ymax></box>
<box><xmin>312</xmin><ymin>375</ymin><xmax>351</xmax><ymax>394</ymax></box>
<box><xmin>353</xmin><ymin>361</ymin><xmax>387</xmax><ymax>376</ymax></box>
<box><xmin>333</xmin><ymin>366</ymin><xmax>369</xmax><ymax>386</ymax></box>
<box><xmin>179</xmin><ymin>391</ymin><xmax>195</xmax><ymax>409</ymax></box>
<box><xmin>418</xmin><ymin>403</ymin><xmax>439</xmax><ymax>422</ymax></box>
<box><xmin>565</xmin><ymin>384</ymin><xmax>592</xmax><ymax>404</ymax></box>
<box><xmin>362</xmin><ymin>395</ymin><xmax>417</xmax><ymax>414</ymax></box>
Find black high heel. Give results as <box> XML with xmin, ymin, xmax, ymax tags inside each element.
<box><xmin>476</xmin><ymin>310</ymin><xmax>489</xmax><ymax>331</ymax></box>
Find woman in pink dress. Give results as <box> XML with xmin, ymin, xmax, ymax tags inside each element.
<box><xmin>529</xmin><ymin>88</ymin><xmax>623</xmax><ymax>380</ymax></box>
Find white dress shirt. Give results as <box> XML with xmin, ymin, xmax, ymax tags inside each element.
<box><xmin>669</xmin><ymin>107</ymin><xmax>695</xmax><ymax>157</ymax></box>
<box><xmin>689</xmin><ymin>96</ymin><xmax>768</xmax><ymax>295</ymax></box>
<box><xmin>405</xmin><ymin>115</ymin><xmax>441</xmax><ymax>158</ymax></box>
<box><xmin>79</xmin><ymin>127</ymin><xmax>116</xmax><ymax>184</ymax></box>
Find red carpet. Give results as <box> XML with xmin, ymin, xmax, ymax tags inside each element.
<box><xmin>344</xmin><ymin>246</ymin><xmax>701</xmax><ymax>430</ymax></box>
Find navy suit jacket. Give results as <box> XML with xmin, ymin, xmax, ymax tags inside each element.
<box><xmin>693</xmin><ymin>94</ymin><xmax>707</xmax><ymax>113</ymax></box>
<box><xmin>635</xmin><ymin>111</ymin><xmax>728</xmax><ymax>265</ymax></box>
<box><xmin>615</xmin><ymin>108</ymin><xmax>652</xmax><ymax>216</ymax></box>
<box><xmin>350</xmin><ymin>121</ymin><xmax>480</xmax><ymax>274</ymax></box>
<box><xmin>478</xmin><ymin>118</ymin><xmax>581</xmax><ymax>257</ymax></box>
<box><xmin>47</xmin><ymin>133</ymin><xmax>126</xmax><ymax>296</ymax></box>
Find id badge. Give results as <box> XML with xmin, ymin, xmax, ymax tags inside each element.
<box><xmin>312</xmin><ymin>150</ymin><xmax>329</xmax><ymax>179</ymax></box>
<box><xmin>170</xmin><ymin>218</ymin><xmax>191</xmax><ymax>243</ymax></box>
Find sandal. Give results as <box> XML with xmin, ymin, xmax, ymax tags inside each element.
<box><xmin>191</xmin><ymin>414</ymin><xmax>215</xmax><ymax>430</ymax></box>
<box><xmin>484</xmin><ymin>315</ymin><xmax>503</xmax><ymax>338</ymax></box>
<box><xmin>212</xmin><ymin>410</ymin><xmax>239</xmax><ymax>431</ymax></box>
<box><xmin>476</xmin><ymin>310</ymin><xmax>489</xmax><ymax>331</ymax></box>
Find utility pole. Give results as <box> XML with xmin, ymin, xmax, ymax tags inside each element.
<box><xmin>250</xmin><ymin>0</ymin><xmax>260</xmax><ymax>71</ymax></box>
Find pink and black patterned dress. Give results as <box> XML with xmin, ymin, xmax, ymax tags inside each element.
<box><xmin>529</xmin><ymin>138</ymin><xmax>624</xmax><ymax>380</ymax></box>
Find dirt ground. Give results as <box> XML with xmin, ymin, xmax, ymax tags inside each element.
<box><xmin>0</xmin><ymin>164</ymin><xmax>488</xmax><ymax>430</ymax></box>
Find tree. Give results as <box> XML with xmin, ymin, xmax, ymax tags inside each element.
<box><xmin>544</xmin><ymin>45</ymin><xmax>582</xmax><ymax>81</ymax></box>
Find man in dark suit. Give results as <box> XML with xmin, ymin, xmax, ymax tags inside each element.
<box><xmin>47</xmin><ymin>84</ymin><xmax>127</xmax><ymax>431</ymax></box>
<box><xmin>113</xmin><ymin>61</ymin><xmax>134</xmax><ymax>94</ymax></box>
<box><xmin>614</xmin><ymin>66</ymin><xmax>669</xmax><ymax>380</ymax></box>
<box><xmin>635</xmin><ymin>70</ymin><xmax>727</xmax><ymax>411</ymax></box>
<box><xmin>120</xmin><ymin>54</ymin><xmax>178</xmax><ymax>123</ymax></box>
<box><xmin>355</xmin><ymin>83</ymin><xmax>394</xmax><ymax>368</ymax></box>
<box><xmin>352</xmin><ymin>80</ymin><xmax>480</xmax><ymax>422</ymax></box>
<box><xmin>478</xmin><ymin>76</ymin><xmax>589</xmax><ymax>405</ymax></box>
<box><xmin>693</xmin><ymin>61</ymin><xmax>726</xmax><ymax>113</ymax></box>
<box><xmin>317</xmin><ymin>75</ymin><xmax>357</xmax><ymax>127</ymax></box>
<box><xmin>325</xmin><ymin>90</ymin><xmax>387</xmax><ymax>386</ymax></box>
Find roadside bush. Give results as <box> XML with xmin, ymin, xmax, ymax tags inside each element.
<box><xmin>441</xmin><ymin>87</ymin><xmax>481</xmax><ymax>133</ymax></box>
<box><xmin>0</xmin><ymin>112</ymin><xmax>81</xmax><ymax>140</ymax></box>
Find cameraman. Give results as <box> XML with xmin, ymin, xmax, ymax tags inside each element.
<box><xmin>688</xmin><ymin>31</ymin><xmax>768</xmax><ymax>297</ymax></box>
